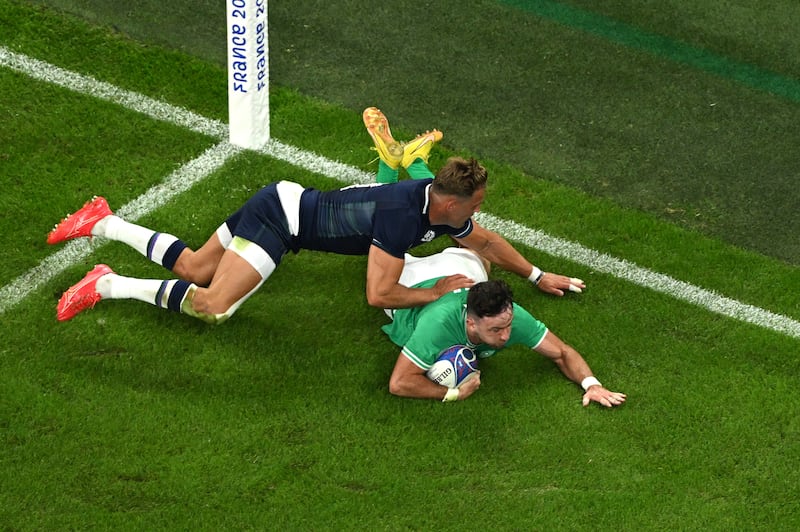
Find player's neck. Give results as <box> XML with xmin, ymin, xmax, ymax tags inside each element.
<box><xmin>427</xmin><ymin>194</ymin><xmax>448</xmax><ymax>225</ymax></box>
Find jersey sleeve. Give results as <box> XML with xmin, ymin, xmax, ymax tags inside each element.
<box><xmin>508</xmin><ymin>303</ymin><xmax>548</xmax><ymax>349</ymax></box>
<box><xmin>401</xmin><ymin>320</ymin><xmax>448</xmax><ymax>370</ymax></box>
<box><xmin>449</xmin><ymin>218</ymin><xmax>473</xmax><ymax>239</ymax></box>
<box><xmin>400</xmin><ymin>299</ymin><xmax>464</xmax><ymax>370</ymax></box>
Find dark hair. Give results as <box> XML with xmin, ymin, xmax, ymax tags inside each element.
<box><xmin>466</xmin><ymin>280</ymin><xmax>513</xmax><ymax>318</ymax></box>
<box><xmin>432</xmin><ymin>157</ymin><xmax>488</xmax><ymax>198</ymax></box>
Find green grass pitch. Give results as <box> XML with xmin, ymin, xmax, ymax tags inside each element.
<box><xmin>2</xmin><ymin>1</ymin><xmax>800</xmax><ymax>529</ymax></box>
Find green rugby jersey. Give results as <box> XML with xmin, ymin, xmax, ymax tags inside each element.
<box><xmin>381</xmin><ymin>278</ymin><xmax>548</xmax><ymax>370</ymax></box>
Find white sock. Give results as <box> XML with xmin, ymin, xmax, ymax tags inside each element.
<box><xmin>98</xmin><ymin>274</ymin><xmax>193</xmax><ymax>312</ymax></box>
<box><xmin>98</xmin><ymin>274</ymin><xmax>163</xmax><ymax>306</ymax></box>
<box><xmin>94</xmin><ymin>216</ymin><xmax>184</xmax><ymax>269</ymax></box>
<box><xmin>95</xmin><ymin>216</ymin><xmax>154</xmax><ymax>256</ymax></box>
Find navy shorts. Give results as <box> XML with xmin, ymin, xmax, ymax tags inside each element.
<box><xmin>224</xmin><ymin>183</ymin><xmax>295</xmax><ymax>266</ymax></box>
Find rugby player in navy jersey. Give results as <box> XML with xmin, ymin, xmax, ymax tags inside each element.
<box><xmin>47</xmin><ymin>111</ymin><xmax>584</xmax><ymax>324</ymax></box>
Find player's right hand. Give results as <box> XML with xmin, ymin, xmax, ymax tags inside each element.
<box><xmin>456</xmin><ymin>370</ymin><xmax>481</xmax><ymax>400</ymax></box>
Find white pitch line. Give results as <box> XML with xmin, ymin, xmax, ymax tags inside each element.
<box><xmin>476</xmin><ymin>215</ymin><xmax>800</xmax><ymax>339</ymax></box>
<box><xmin>0</xmin><ymin>141</ymin><xmax>241</xmax><ymax>314</ymax></box>
<box><xmin>1</xmin><ymin>46</ymin><xmax>799</xmax><ymax>339</ymax></box>
<box><xmin>0</xmin><ymin>46</ymin><xmax>226</xmax><ymax>139</ymax></box>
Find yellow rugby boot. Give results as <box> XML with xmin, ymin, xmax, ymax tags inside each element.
<box><xmin>401</xmin><ymin>129</ymin><xmax>443</xmax><ymax>168</ymax></box>
<box><xmin>363</xmin><ymin>107</ymin><xmax>403</xmax><ymax>170</ymax></box>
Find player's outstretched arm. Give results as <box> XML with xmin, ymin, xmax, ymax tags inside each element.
<box><xmin>534</xmin><ymin>330</ymin><xmax>626</xmax><ymax>408</ymax></box>
<box><xmin>455</xmin><ymin>223</ymin><xmax>585</xmax><ymax>296</ymax></box>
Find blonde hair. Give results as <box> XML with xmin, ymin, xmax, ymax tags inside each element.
<box><xmin>432</xmin><ymin>157</ymin><xmax>488</xmax><ymax>198</ymax></box>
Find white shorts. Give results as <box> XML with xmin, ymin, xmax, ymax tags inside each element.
<box><xmin>385</xmin><ymin>247</ymin><xmax>489</xmax><ymax>318</ymax></box>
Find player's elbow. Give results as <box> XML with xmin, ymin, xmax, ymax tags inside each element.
<box><xmin>388</xmin><ymin>371</ymin><xmax>412</xmax><ymax>397</ymax></box>
<box><xmin>365</xmin><ymin>288</ymin><xmax>389</xmax><ymax>308</ymax></box>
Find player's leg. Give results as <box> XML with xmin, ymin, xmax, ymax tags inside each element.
<box><xmin>56</xmin><ymin>264</ymin><xmax>197</xmax><ymax>322</ymax></box>
<box><xmin>170</xmin><ymin>224</ymin><xmax>230</xmax><ymax>286</ymax></box>
<box><xmin>182</xmin><ymin>237</ymin><xmax>273</xmax><ymax>323</ymax></box>
<box><xmin>177</xmin><ymin>182</ymin><xmax>296</xmax><ymax>323</ymax></box>
<box><xmin>363</xmin><ymin>107</ymin><xmax>402</xmax><ymax>183</ymax></box>
<box><xmin>56</xmin><ymin>183</ymin><xmax>295</xmax><ymax>323</ymax></box>
<box><xmin>76</xmin><ymin>228</ymin><xmax>227</xmax><ymax>322</ymax></box>
<box><xmin>98</xmin><ymin>214</ymin><xmax>194</xmax><ymax>276</ymax></box>
<box><xmin>405</xmin><ymin>159</ymin><xmax>435</xmax><ymax>180</ymax></box>
<box><xmin>57</xmin><ymin>236</ymin><xmax>276</xmax><ymax>324</ymax></box>
<box><xmin>376</xmin><ymin>159</ymin><xmax>401</xmax><ymax>184</ymax></box>
<box><xmin>402</xmin><ymin>130</ymin><xmax>443</xmax><ymax>179</ymax></box>
<box><xmin>47</xmin><ymin>196</ymin><xmax>200</xmax><ymax>280</ymax></box>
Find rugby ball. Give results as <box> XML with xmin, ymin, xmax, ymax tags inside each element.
<box><xmin>426</xmin><ymin>345</ymin><xmax>479</xmax><ymax>388</ymax></box>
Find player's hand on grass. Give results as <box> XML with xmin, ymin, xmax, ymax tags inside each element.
<box><xmin>537</xmin><ymin>273</ymin><xmax>585</xmax><ymax>296</ymax></box>
<box><xmin>582</xmin><ymin>386</ymin><xmax>626</xmax><ymax>408</ymax></box>
<box><xmin>432</xmin><ymin>274</ymin><xmax>475</xmax><ymax>299</ymax></box>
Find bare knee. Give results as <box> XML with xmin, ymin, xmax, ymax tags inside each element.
<box><xmin>181</xmin><ymin>243</ymin><xmax>266</xmax><ymax>323</ymax></box>
<box><xmin>190</xmin><ymin>288</ymin><xmax>237</xmax><ymax>315</ymax></box>
<box><xmin>173</xmin><ymin>249</ymin><xmax>216</xmax><ymax>286</ymax></box>
<box><xmin>179</xmin><ymin>288</ymin><xmax>237</xmax><ymax>325</ymax></box>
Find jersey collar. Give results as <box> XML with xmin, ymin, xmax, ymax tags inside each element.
<box><xmin>422</xmin><ymin>183</ymin><xmax>432</xmax><ymax>215</ymax></box>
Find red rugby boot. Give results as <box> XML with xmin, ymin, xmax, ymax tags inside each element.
<box><xmin>57</xmin><ymin>264</ymin><xmax>114</xmax><ymax>321</ymax></box>
<box><xmin>47</xmin><ymin>196</ymin><xmax>113</xmax><ymax>245</ymax></box>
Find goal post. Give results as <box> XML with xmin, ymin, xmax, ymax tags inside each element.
<box><xmin>226</xmin><ymin>0</ymin><xmax>270</xmax><ymax>149</ymax></box>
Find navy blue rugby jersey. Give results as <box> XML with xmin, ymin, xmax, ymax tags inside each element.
<box><xmin>296</xmin><ymin>179</ymin><xmax>473</xmax><ymax>258</ymax></box>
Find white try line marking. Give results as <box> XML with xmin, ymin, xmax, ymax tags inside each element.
<box><xmin>1</xmin><ymin>46</ymin><xmax>799</xmax><ymax>339</ymax></box>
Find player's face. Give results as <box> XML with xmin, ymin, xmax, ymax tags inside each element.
<box><xmin>447</xmin><ymin>188</ymin><xmax>485</xmax><ymax>227</ymax></box>
<box><xmin>473</xmin><ymin>306</ymin><xmax>513</xmax><ymax>349</ymax></box>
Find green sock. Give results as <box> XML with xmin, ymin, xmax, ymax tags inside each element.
<box><xmin>406</xmin><ymin>159</ymin><xmax>435</xmax><ymax>180</ymax></box>
<box><xmin>376</xmin><ymin>160</ymin><xmax>400</xmax><ymax>183</ymax></box>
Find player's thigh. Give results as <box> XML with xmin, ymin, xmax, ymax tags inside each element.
<box><xmin>200</xmin><ymin>249</ymin><xmax>264</xmax><ymax>310</ymax></box>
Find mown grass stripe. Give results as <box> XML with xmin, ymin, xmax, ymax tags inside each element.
<box><xmin>0</xmin><ymin>46</ymin><xmax>227</xmax><ymax>138</ymax></box>
<box><xmin>1</xmin><ymin>45</ymin><xmax>798</xmax><ymax>339</ymax></box>
<box><xmin>501</xmin><ymin>0</ymin><xmax>800</xmax><ymax>102</ymax></box>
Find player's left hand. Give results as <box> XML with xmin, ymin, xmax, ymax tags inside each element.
<box><xmin>582</xmin><ymin>386</ymin><xmax>626</xmax><ymax>408</ymax></box>
<box><xmin>537</xmin><ymin>273</ymin><xmax>585</xmax><ymax>296</ymax></box>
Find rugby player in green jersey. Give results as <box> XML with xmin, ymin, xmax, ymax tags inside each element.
<box><xmin>382</xmin><ymin>247</ymin><xmax>626</xmax><ymax>406</ymax></box>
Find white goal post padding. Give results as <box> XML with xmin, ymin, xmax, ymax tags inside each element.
<box><xmin>226</xmin><ymin>0</ymin><xmax>270</xmax><ymax>149</ymax></box>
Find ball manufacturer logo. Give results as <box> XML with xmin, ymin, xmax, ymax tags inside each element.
<box><xmin>432</xmin><ymin>367</ymin><xmax>453</xmax><ymax>385</ymax></box>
